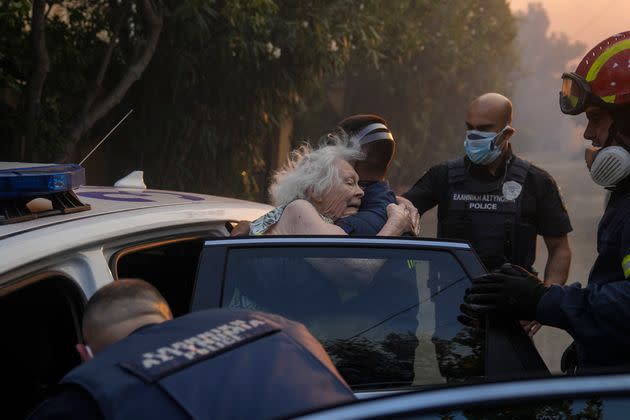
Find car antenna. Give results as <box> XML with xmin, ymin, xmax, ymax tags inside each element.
<box><xmin>79</xmin><ymin>109</ymin><xmax>134</xmax><ymax>166</ymax></box>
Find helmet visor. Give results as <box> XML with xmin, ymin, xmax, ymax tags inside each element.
<box><xmin>560</xmin><ymin>73</ymin><xmax>590</xmax><ymax>115</ymax></box>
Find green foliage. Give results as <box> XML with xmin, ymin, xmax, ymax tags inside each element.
<box><xmin>111</xmin><ymin>0</ymin><xmax>391</xmax><ymax>199</ymax></box>
<box><xmin>293</xmin><ymin>0</ymin><xmax>518</xmax><ymax>191</ymax></box>
<box><xmin>0</xmin><ymin>0</ymin><xmax>141</xmax><ymax>159</ymax></box>
<box><xmin>1</xmin><ymin>0</ymin><xmax>519</xmax><ymax>200</ymax></box>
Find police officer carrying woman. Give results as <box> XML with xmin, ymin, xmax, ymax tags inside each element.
<box><xmin>464</xmin><ymin>31</ymin><xmax>630</xmax><ymax>372</ymax></box>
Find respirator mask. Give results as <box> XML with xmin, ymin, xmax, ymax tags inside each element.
<box><xmin>586</xmin><ymin>121</ymin><xmax>630</xmax><ymax>187</ymax></box>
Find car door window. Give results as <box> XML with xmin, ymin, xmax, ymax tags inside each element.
<box><xmin>220</xmin><ymin>247</ymin><xmax>482</xmax><ymax>390</ymax></box>
<box><xmin>113</xmin><ymin>238</ymin><xmax>204</xmax><ymax>316</ymax></box>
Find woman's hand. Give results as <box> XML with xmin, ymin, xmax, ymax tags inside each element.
<box><xmin>378</xmin><ymin>203</ymin><xmax>413</xmax><ymax>236</ymax></box>
<box><xmin>397</xmin><ymin>198</ymin><xmax>421</xmax><ymax>237</ymax></box>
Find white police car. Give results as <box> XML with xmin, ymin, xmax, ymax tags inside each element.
<box><xmin>0</xmin><ymin>163</ymin><xmax>271</xmax><ymax>418</ymax></box>
<box><xmin>1</xmin><ymin>163</ymin><xmax>550</xmax><ymax>418</ymax></box>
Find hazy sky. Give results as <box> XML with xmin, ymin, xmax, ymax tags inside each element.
<box><xmin>509</xmin><ymin>0</ymin><xmax>629</xmax><ymax>48</ymax></box>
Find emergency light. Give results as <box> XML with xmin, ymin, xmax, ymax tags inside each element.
<box><xmin>0</xmin><ymin>163</ymin><xmax>85</xmax><ymax>199</ymax></box>
<box><xmin>0</xmin><ymin>163</ymin><xmax>90</xmax><ymax>225</ymax></box>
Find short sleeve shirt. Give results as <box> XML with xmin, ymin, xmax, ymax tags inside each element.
<box><xmin>403</xmin><ymin>155</ymin><xmax>573</xmax><ymax>237</ymax></box>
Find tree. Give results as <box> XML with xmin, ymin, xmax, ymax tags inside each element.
<box><xmin>293</xmin><ymin>0</ymin><xmax>518</xmax><ymax>191</ymax></box>
<box><xmin>0</xmin><ymin>0</ymin><xmax>164</xmax><ymax>162</ymax></box>
<box><xmin>1</xmin><ymin>0</ymin><xmax>519</xmax><ymax>201</ymax></box>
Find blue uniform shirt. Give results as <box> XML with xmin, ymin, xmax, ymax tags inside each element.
<box><xmin>536</xmin><ymin>183</ymin><xmax>630</xmax><ymax>369</ymax></box>
<box><xmin>29</xmin><ymin>309</ymin><xmax>355</xmax><ymax>420</ymax></box>
<box><xmin>336</xmin><ymin>181</ymin><xmax>396</xmax><ymax>235</ymax></box>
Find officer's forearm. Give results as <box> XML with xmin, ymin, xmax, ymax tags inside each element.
<box><xmin>543</xmin><ymin>236</ymin><xmax>571</xmax><ymax>285</ymax></box>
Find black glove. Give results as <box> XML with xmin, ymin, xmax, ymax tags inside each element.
<box><xmin>462</xmin><ymin>263</ymin><xmax>548</xmax><ymax>321</ymax></box>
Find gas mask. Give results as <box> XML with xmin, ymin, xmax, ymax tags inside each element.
<box><xmin>586</xmin><ymin>120</ymin><xmax>630</xmax><ymax>187</ymax></box>
<box><xmin>587</xmin><ymin>145</ymin><xmax>630</xmax><ymax>187</ymax></box>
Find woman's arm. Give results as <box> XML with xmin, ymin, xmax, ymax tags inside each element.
<box><xmin>376</xmin><ymin>203</ymin><xmax>416</xmax><ymax>236</ymax></box>
<box><xmin>275</xmin><ymin>200</ymin><xmax>415</xmax><ymax>236</ymax></box>
<box><xmin>273</xmin><ymin>200</ymin><xmax>348</xmax><ymax>235</ymax></box>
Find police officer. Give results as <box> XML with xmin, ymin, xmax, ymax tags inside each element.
<box><xmin>335</xmin><ymin>114</ymin><xmax>420</xmax><ymax>235</ymax></box>
<box><xmin>404</xmin><ymin>93</ymin><xmax>572</xmax><ymax>283</ymax></box>
<box><xmin>231</xmin><ymin>114</ymin><xmax>419</xmax><ymax>236</ymax></box>
<box><xmin>28</xmin><ymin>279</ymin><xmax>355</xmax><ymax>419</ymax></box>
<box><xmin>464</xmin><ymin>32</ymin><xmax>630</xmax><ymax>372</ymax></box>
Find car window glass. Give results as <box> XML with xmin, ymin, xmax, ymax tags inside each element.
<box><xmin>407</xmin><ymin>396</ymin><xmax>630</xmax><ymax>419</ymax></box>
<box><xmin>221</xmin><ymin>247</ymin><xmax>483</xmax><ymax>390</ymax></box>
<box><xmin>115</xmin><ymin>238</ymin><xmax>204</xmax><ymax>316</ymax></box>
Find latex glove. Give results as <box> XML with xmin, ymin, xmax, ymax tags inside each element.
<box><xmin>463</xmin><ymin>263</ymin><xmax>548</xmax><ymax>321</ymax></box>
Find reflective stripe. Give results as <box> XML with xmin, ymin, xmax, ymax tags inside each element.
<box><xmin>623</xmin><ymin>254</ymin><xmax>630</xmax><ymax>278</ymax></box>
<box><xmin>586</xmin><ymin>39</ymin><xmax>630</xmax><ymax>82</ymax></box>
<box><xmin>602</xmin><ymin>94</ymin><xmax>616</xmax><ymax>104</ymax></box>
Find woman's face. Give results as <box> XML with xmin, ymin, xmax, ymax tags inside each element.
<box><xmin>312</xmin><ymin>159</ymin><xmax>364</xmax><ymax>220</ymax></box>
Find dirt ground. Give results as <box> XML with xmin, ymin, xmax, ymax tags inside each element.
<box><xmin>416</xmin><ymin>152</ymin><xmax>605</xmax><ymax>373</ymax></box>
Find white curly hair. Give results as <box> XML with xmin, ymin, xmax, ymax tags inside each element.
<box><xmin>269</xmin><ymin>131</ymin><xmax>364</xmax><ymax>207</ymax></box>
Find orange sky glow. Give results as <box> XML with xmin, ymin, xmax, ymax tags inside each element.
<box><xmin>509</xmin><ymin>0</ymin><xmax>630</xmax><ymax>48</ymax></box>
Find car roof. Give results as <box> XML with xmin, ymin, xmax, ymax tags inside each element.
<box><xmin>0</xmin><ymin>185</ymin><xmax>270</xmax><ymax>240</ymax></box>
<box><xmin>0</xmin><ymin>186</ymin><xmax>272</xmax><ymax>276</ymax></box>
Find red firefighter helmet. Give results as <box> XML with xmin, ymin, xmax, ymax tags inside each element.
<box><xmin>560</xmin><ymin>31</ymin><xmax>630</xmax><ymax>115</ymax></box>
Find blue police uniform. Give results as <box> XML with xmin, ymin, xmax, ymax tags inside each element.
<box><xmin>404</xmin><ymin>153</ymin><xmax>572</xmax><ymax>272</ymax></box>
<box><xmin>29</xmin><ymin>309</ymin><xmax>355</xmax><ymax>420</ymax></box>
<box><xmin>336</xmin><ymin>181</ymin><xmax>396</xmax><ymax>235</ymax></box>
<box><xmin>536</xmin><ymin>182</ymin><xmax>630</xmax><ymax>369</ymax></box>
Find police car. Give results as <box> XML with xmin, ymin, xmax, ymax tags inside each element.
<box><xmin>1</xmin><ymin>164</ymin><xmax>548</xmax><ymax>418</ymax></box>
<box><xmin>296</xmin><ymin>373</ymin><xmax>630</xmax><ymax>419</ymax></box>
<box><xmin>0</xmin><ymin>163</ymin><xmax>271</xmax><ymax>418</ymax></box>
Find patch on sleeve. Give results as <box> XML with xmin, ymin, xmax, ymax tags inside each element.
<box><xmin>120</xmin><ymin>318</ymin><xmax>279</xmax><ymax>383</ymax></box>
<box><xmin>623</xmin><ymin>254</ymin><xmax>630</xmax><ymax>279</ymax></box>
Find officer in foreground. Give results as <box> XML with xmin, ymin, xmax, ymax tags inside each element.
<box><xmin>404</xmin><ymin>93</ymin><xmax>572</xmax><ymax>283</ymax></box>
<box><xmin>29</xmin><ymin>279</ymin><xmax>355</xmax><ymax>419</ymax></box>
<box><xmin>464</xmin><ymin>31</ymin><xmax>630</xmax><ymax>372</ymax></box>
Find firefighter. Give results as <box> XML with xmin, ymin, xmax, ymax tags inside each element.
<box><xmin>464</xmin><ymin>31</ymin><xmax>630</xmax><ymax>372</ymax></box>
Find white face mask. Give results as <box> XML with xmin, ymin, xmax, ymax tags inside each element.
<box><xmin>589</xmin><ymin>146</ymin><xmax>630</xmax><ymax>187</ymax></box>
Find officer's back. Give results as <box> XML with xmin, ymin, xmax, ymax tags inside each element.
<box><xmin>28</xmin><ymin>279</ymin><xmax>355</xmax><ymax>420</ymax></box>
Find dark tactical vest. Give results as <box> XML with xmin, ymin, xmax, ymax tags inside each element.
<box><xmin>61</xmin><ymin>309</ymin><xmax>353</xmax><ymax>420</ymax></box>
<box><xmin>439</xmin><ymin>156</ymin><xmax>537</xmax><ymax>271</ymax></box>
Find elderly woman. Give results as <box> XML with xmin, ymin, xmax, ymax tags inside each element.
<box><xmin>250</xmin><ymin>140</ymin><xmax>414</xmax><ymax>235</ymax></box>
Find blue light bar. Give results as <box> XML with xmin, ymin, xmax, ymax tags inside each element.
<box><xmin>0</xmin><ymin>163</ymin><xmax>86</xmax><ymax>199</ymax></box>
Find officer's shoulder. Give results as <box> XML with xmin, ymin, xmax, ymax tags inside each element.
<box><xmin>518</xmin><ymin>159</ymin><xmax>557</xmax><ymax>183</ymax></box>
<box><xmin>428</xmin><ymin>160</ymin><xmax>451</xmax><ymax>175</ymax></box>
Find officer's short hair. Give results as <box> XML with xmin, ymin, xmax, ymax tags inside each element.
<box><xmin>82</xmin><ymin>279</ymin><xmax>172</xmax><ymax>344</ymax></box>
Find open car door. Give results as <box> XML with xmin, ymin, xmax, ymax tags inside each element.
<box><xmin>191</xmin><ymin>236</ymin><xmax>549</xmax><ymax>395</ymax></box>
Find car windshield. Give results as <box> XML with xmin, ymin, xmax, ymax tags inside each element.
<box><xmin>222</xmin><ymin>247</ymin><xmax>483</xmax><ymax>390</ymax></box>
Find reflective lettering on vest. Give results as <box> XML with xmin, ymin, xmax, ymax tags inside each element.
<box><xmin>452</xmin><ymin>193</ymin><xmax>514</xmax><ymax>203</ymax></box>
<box><xmin>623</xmin><ymin>254</ymin><xmax>630</xmax><ymax>279</ymax></box>
<box><xmin>468</xmin><ymin>202</ymin><xmax>498</xmax><ymax>210</ymax></box>
<box><xmin>123</xmin><ymin>318</ymin><xmax>279</xmax><ymax>382</ymax></box>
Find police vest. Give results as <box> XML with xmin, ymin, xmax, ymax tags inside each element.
<box><xmin>61</xmin><ymin>309</ymin><xmax>353</xmax><ymax>420</ymax></box>
<box><xmin>439</xmin><ymin>156</ymin><xmax>537</xmax><ymax>271</ymax></box>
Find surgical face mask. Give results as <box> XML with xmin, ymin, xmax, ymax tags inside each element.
<box><xmin>588</xmin><ymin>145</ymin><xmax>630</xmax><ymax>187</ymax></box>
<box><xmin>464</xmin><ymin>126</ymin><xmax>510</xmax><ymax>165</ymax></box>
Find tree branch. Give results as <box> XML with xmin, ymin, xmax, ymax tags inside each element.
<box><xmin>76</xmin><ymin>9</ymin><xmax>127</xmax><ymax>129</ymax></box>
<box><xmin>24</xmin><ymin>0</ymin><xmax>50</xmax><ymax>160</ymax></box>
<box><xmin>64</xmin><ymin>0</ymin><xmax>163</xmax><ymax>161</ymax></box>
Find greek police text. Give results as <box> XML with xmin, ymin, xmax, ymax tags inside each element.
<box><xmin>141</xmin><ymin>319</ymin><xmax>267</xmax><ymax>368</ymax></box>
